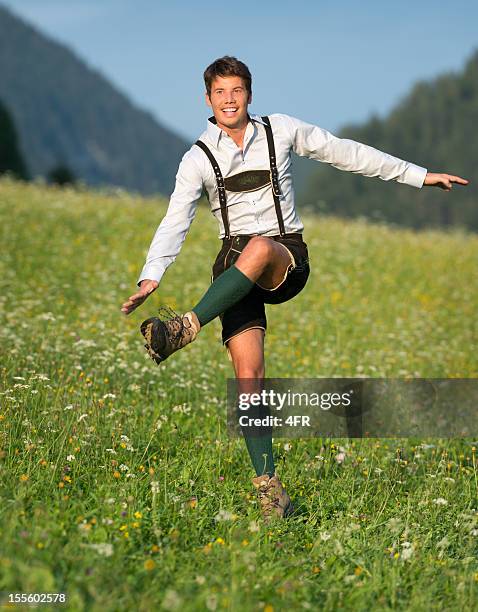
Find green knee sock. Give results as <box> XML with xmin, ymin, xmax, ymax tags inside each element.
<box><xmin>243</xmin><ymin>434</ymin><xmax>276</xmax><ymax>477</ymax></box>
<box><xmin>239</xmin><ymin>402</ymin><xmax>276</xmax><ymax>477</ymax></box>
<box><xmin>192</xmin><ymin>264</ymin><xmax>255</xmax><ymax>327</ymax></box>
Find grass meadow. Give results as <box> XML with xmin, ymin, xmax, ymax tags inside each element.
<box><xmin>1</xmin><ymin>177</ymin><xmax>478</xmax><ymax>611</ymax></box>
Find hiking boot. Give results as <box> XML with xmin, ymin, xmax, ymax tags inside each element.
<box><xmin>252</xmin><ymin>473</ymin><xmax>294</xmax><ymax>521</ymax></box>
<box><xmin>140</xmin><ymin>306</ymin><xmax>199</xmax><ymax>364</ymax></box>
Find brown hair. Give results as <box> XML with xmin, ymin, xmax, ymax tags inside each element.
<box><xmin>203</xmin><ymin>56</ymin><xmax>252</xmax><ymax>97</ymax></box>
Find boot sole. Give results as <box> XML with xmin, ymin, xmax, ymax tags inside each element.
<box><xmin>140</xmin><ymin>317</ymin><xmax>168</xmax><ymax>364</ymax></box>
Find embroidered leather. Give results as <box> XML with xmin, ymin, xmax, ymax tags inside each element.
<box><xmin>223</xmin><ymin>170</ymin><xmax>271</xmax><ymax>193</ymax></box>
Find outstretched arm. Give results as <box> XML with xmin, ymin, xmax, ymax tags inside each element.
<box><xmin>280</xmin><ymin>114</ymin><xmax>469</xmax><ymax>190</ymax></box>
<box><xmin>423</xmin><ymin>172</ymin><xmax>469</xmax><ymax>191</ymax></box>
<box><xmin>120</xmin><ymin>151</ymin><xmax>203</xmax><ymax>315</ymax></box>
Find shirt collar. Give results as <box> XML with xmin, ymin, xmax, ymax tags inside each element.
<box><xmin>206</xmin><ymin>113</ymin><xmax>267</xmax><ymax>148</ymax></box>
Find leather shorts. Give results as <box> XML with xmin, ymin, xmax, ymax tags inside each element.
<box><xmin>210</xmin><ymin>232</ymin><xmax>310</xmax><ymax>347</ymax></box>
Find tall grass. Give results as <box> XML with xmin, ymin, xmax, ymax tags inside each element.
<box><xmin>1</xmin><ymin>178</ymin><xmax>477</xmax><ymax>610</ymax></box>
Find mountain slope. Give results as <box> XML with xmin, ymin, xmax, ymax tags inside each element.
<box><xmin>298</xmin><ymin>50</ymin><xmax>478</xmax><ymax>231</ymax></box>
<box><xmin>0</xmin><ymin>4</ymin><xmax>189</xmax><ymax>195</ymax></box>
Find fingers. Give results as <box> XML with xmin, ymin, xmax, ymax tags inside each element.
<box><xmin>449</xmin><ymin>175</ymin><xmax>469</xmax><ymax>185</ymax></box>
<box><xmin>120</xmin><ymin>292</ymin><xmax>148</xmax><ymax>315</ymax></box>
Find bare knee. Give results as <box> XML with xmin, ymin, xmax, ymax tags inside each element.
<box><xmin>235</xmin><ymin>362</ymin><xmax>265</xmax><ymax>379</ymax></box>
<box><xmin>243</xmin><ymin>236</ymin><xmax>274</xmax><ymax>261</ymax></box>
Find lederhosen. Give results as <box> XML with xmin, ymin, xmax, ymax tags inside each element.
<box><xmin>195</xmin><ymin>116</ymin><xmax>310</xmax><ymax>347</ymax></box>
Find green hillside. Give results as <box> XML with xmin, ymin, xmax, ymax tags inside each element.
<box><xmin>1</xmin><ymin>179</ymin><xmax>477</xmax><ymax>609</ymax></box>
<box><xmin>299</xmin><ymin>49</ymin><xmax>478</xmax><ymax>232</ymax></box>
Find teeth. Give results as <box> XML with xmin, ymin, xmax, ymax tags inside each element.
<box><xmin>223</xmin><ymin>108</ymin><xmax>237</xmax><ymax>112</ymax></box>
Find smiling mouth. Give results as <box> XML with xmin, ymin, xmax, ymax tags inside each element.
<box><xmin>222</xmin><ymin>107</ymin><xmax>238</xmax><ymax>115</ymax></box>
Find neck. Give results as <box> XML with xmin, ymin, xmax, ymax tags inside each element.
<box><xmin>215</xmin><ymin>114</ymin><xmax>250</xmax><ymax>147</ymax></box>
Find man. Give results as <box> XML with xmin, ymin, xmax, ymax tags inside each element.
<box><xmin>121</xmin><ymin>56</ymin><xmax>468</xmax><ymax>521</ymax></box>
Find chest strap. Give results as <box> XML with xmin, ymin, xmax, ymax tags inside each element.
<box><xmin>194</xmin><ymin>115</ymin><xmax>286</xmax><ymax>239</ymax></box>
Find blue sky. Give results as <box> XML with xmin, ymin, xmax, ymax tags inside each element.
<box><xmin>3</xmin><ymin>0</ymin><xmax>478</xmax><ymax>141</ymax></box>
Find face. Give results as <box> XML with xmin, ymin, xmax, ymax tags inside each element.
<box><xmin>205</xmin><ymin>75</ymin><xmax>252</xmax><ymax>130</ymax></box>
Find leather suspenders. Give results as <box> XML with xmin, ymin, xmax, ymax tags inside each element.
<box><xmin>194</xmin><ymin>116</ymin><xmax>286</xmax><ymax>239</ymax></box>
<box><xmin>261</xmin><ymin>115</ymin><xmax>286</xmax><ymax>237</ymax></box>
<box><xmin>194</xmin><ymin>139</ymin><xmax>231</xmax><ymax>239</ymax></box>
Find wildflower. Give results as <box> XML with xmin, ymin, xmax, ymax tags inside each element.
<box><xmin>401</xmin><ymin>542</ymin><xmax>414</xmax><ymax>561</ymax></box>
<box><xmin>113</xmin><ymin>471</ymin><xmax>121</xmax><ymax>479</ymax></box>
<box><xmin>283</xmin><ymin>443</ymin><xmax>292</xmax><ymax>452</ymax></box>
<box><xmin>195</xmin><ymin>575</ymin><xmax>206</xmax><ymax>585</ymax></box>
<box><xmin>335</xmin><ymin>452</ymin><xmax>346</xmax><ymax>464</ymax></box>
<box><xmin>320</xmin><ymin>531</ymin><xmax>331</xmax><ymax>541</ymax></box>
<box><xmin>215</xmin><ymin>537</ymin><xmax>225</xmax><ymax>545</ymax></box>
<box><xmin>433</xmin><ymin>498</ymin><xmax>448</xmax><ymax>506</ymax></box>
<box><xmin>214</xmin><ymin>509</ymin><xmax>236</xmax><ymax>522</ymax></box>
<box><xmin>134</xmin><ymin>511</ymin><xmax>142</xmax><ymax>519</ymax></box>
<box><xmin>150</xmin><ymin>481</ymin><xmax>160</xmax><ymax>494</ymax></box>
<box><xmin>248</xmin><ymin>521</ymin><xmax>260</xmax><ymax>533</ymax></box>
<box><xmin>66</xmin><ymin>455</ymin><xmax>75</xmax><ymax>462</ymax></box>
<box><xmin>144</xmin><ymin>559</ymin><xmax>155</xmax><ymax>571</ymax></box>
<box><xmin>19</xmin><ymin>474</ymin><xmax>29</xmax><ymax>482</ymax></box>
<box><xmin>88</xmin><ymin>543</ymin><xmax>113</xmax><ymax>557</ymax></box>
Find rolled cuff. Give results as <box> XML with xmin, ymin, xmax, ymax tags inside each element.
<box><xmin>399</xmin><ymin>164</ymin><xmax>428</xmax><ymax>189</ymax></box>
<box><xmin>136</xmin><ymin>263</ymin><xmax>167</xmax><ymax>287</ymax></box>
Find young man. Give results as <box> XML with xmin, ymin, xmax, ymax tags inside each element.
<box><xmin>121</xmin><ymin>56</ymin><xmax>468</xmax><ymax>520</ymax></box>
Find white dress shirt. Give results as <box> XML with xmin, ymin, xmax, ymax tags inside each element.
<box><xmin>137</xmin><ymin>113</ymin><xmax>427</xmax><ymax>286</ymax></box>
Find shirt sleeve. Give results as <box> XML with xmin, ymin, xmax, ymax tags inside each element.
<box><xmin>136</xmin><ymin>150</ymin><xmax>203</xmax><ymax>287</ymax></box>
<box><xmin>280</xmin><ymin>114</ymin><xmax>427</xmax><ymax>189</ymax></box>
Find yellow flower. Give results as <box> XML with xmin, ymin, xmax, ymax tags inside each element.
<box><xmin>113</xmin><ymin>471</ymin><xmax>121</xmax><ymax>479</ymax></box>
<box><xmin>215</xmin><ymin>537</ymin><xmax>225</xmax><ymax>545</ymax></box>
<box><xmin>132</xmin><ymin>522</ymin><xmax>140</xmax><ymax>529</ymax></box>
<box><xmin>144</xmin><ymin>559</ymin><xmax>155</xmax><ymax>571</ymax></box>
<box><xmin>19</xmin><ymin>474</ymin><xmax>29</xmax><ymax>482</ymax></box>
<box><xmin>134</xmin><ymin>511</ymin><xmax>142</xmax><ymax>519</ymax></box>
<box><xmin>264</xmin><ymin>605</ymin><xmax>274</xmax><ymax>612</ymax></box>
<box><xmin>354</xmin><ymin>566</ymin><xmax>363</xmax><ymax>576</ymax></box>
<box><xmin>312</xmin><ymin>566</ymin><xmax>321</xmax><ymax>574</ymax></box>
<box><xmin>119</xmin><ymin>525</ymin><xmax>128</xmax><ymax>531</ymax></box>
<box><xmin>58</xmin><ymin>481</ymin><xmax>65</xmax><ymax>488</ymax></box>
<box><xmin>151</xmin><ymin>545</ymin><xmax>160</xmax><ymax>553</ymax></box>
<box><xmin>188</xmin><ymin>498</ymin><xmax>198</xmax><ymax>509</ymax></box>
<box><xmin>241</xmin><ymin>539</ymin><xmax>249</xmax><ymax>547</ymax></box>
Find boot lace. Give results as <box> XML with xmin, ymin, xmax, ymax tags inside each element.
<box><xmin>156</xmin><ymin>305</ymin><xmax>194</xmax><ymax>350</ymax></box>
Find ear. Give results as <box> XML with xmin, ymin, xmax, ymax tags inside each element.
<box><xmin>247</xmin><ymin>91</ymin><xmax>252</xmax><ymax>105</ymax></box>
<box><xmin>205</xmin><ymin>92</ymin><xmax>212</xmax><ymax>108</ymax></box>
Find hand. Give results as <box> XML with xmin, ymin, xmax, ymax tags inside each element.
<box><xmin>120</xmin><ymin>279</ymin><xmax>159</xmax><ymax>315</ymax></box>
<box><xmin>423</xmin><ymin>172</ymin><xmax>469</xmax><ymax>191</ymax></box>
